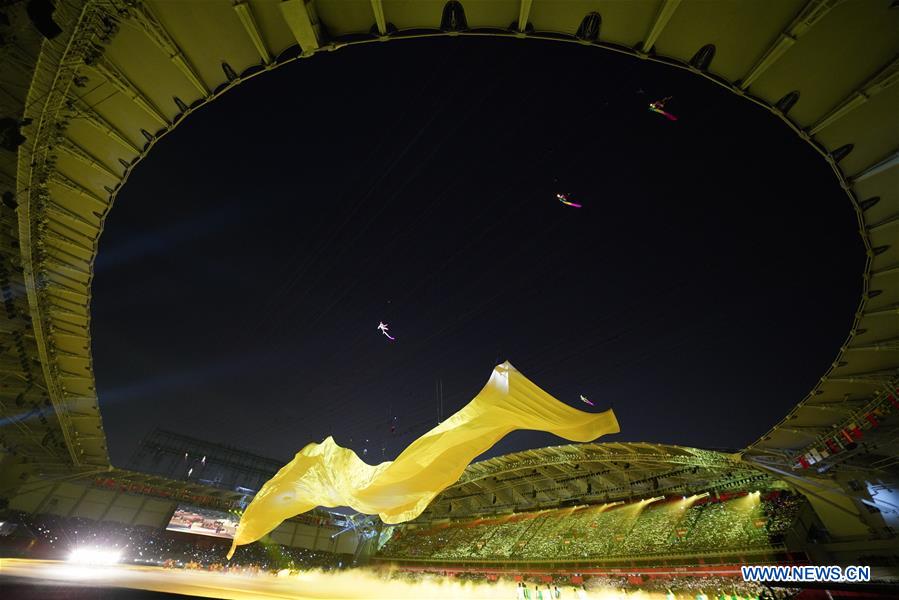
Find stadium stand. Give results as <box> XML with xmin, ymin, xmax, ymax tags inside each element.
<box><xmin>378</xmin><ymin>491</ymin><xmax>803</xmax><ymax>563</ymax></box>
<box><xmin>0</xmin><ymin>512</ymin><xmax>349</xmax><ymax>572</ymax></box>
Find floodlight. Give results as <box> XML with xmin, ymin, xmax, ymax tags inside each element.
<box><xmin>68</xmin><ymin>547</ymin><xmax>122</xmax><ymax>565</ymax></box>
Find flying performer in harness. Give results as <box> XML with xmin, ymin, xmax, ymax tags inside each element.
<box><xmin>648</xmin><ymin>96</ymin><xmax>678</xmax><ymax>121</ymax></box>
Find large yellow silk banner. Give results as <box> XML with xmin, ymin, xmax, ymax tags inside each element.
<box><xmin>227</xmin><ymin>362</ymin><xmax>619</xmax><ymax>558</ymax></box>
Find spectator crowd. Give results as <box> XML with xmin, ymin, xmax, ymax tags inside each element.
<box><xmin>0</xmin><ymin>512</ymin><xmax>350</xmax><ymax>572</ymax></box>
<box><xmin>379</xmin><ymin>491</ymin><xmax>803</xmax><ymax>561</ymax></box>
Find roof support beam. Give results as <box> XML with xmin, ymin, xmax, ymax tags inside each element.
<box><xmin>42</xmin><ymin>215</ymin><xmax>89</xmax><ymax>251</ymax></box>
<box><xmin>851</xmin><ymin>149</ymin><xmax>899</xmax><ymax>184</ymax></box>
<box><xmin>55</xmin><ymin>139</ymin><xmax>120</xmax><ymax>181</ymax></box>
<box><xmin>370</xmin><ymin>0</ymin><xmax>387</xmax><ymax>36</ymax></box>
<box><xmin>44</xmin><ymin>278</ymin><xmax>90</xmax><ymax>300</ymax></box>
<box><xmin>67</xmin><ymin>98</ymin><xmax>140</xmax><ymax>154</ymax></box>
<box><xmin>824</xmin><ymin>370</ymin><xmax>896</xmax><ymax>385</ymax></box>
<box><xmin>809</xmin><ymin>56</ymin><xmax>899</xmax><ymax>135</ymax></box>
<box><xmin>517</xmin><ymin>0</ymin><xmax>533</xmax><ymax>33</ymax></box>
<box><xmin>49</xmin><ymin>172</ymin><xmax>108</xmax><ymax>208</ymax></box>
<box><xmin>92</xmin><ymin>58</ymin><xmax>169</xmax><ymax>128</ymax></box>
<box><xmin>43</xmin><ymin>203</ymin><xmax>100</xmax><ymax>232</ymax></box>
<box><xmin>868</xmin><ymin>212</ymin><xmax>899</xmax><ymax>233</ymax></box>
<box><xmin>778</xmin><ymin>426</ymin><xmax>830</xmax><ymax>438</ymax></box>
<box><xmin>70</xmin><ymin>434</ymin><xmax>105</xmax><ymax>441</ymax></box>
<box><xmin>802</xmin><ymin>404</ymin><xmax>860</xmax><ymax>415</ymax></box>
<box><xmin>863</xmin><ymin>302</ymin><xmax>899</xmax><ymax>317</ymax></box>
<box><xmin>41</xmin><ymin>227</ymin><xmax>93</xmax><ymax>253</ymax></box>
<box><xmin>871</xmin><ymin>262</ymin><xmax>899</xmax><ymax>278</ymax></box>
<box><xmin>641</xmin><ymin>0</ymin><xmax>681</xmax><ymax>53</ymax></box>
<box><xmin>745</xmin><ymin>461</ymin><xmax>869</xmax><ymax>526</ymax></box>
<box><xmin>48</xmin><ymin>305</ymin><xmax>87</xmax><ymax>320</ymax></box>
<box><xmin>127</xmin><ymin>2</ymin><xmax>209</xmax><ymax>97</ymax></box>
<box><xmin>233</xmin><ymin>1</ymin><xmax>272</xmax><ymax>65</ymax></box>
<box><xmin>280</xmin><ymin>0</ymin><xmax>323</xmax><ymax>55</ymax></box>
<box><xmin>739</xmin><ymin>0</ymin><xmax>842</xmax><ymax>90</ymax></box>
<box><xmin>44</xmin><ymin>256</ymin><xmax>90</xmax><ymax>278</ymax></box>
<box><xmin>846</xmin><ymin>338</ymin><xmax>899</xmax><ymax>352</ymax></box>
<box><xmin>806</xmin><ymin>395</ymin><xmax>874</xmax><ymax>406</ymax></box>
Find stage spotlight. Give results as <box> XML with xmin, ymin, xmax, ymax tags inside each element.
<box><xmin>68</xmin><ymin>547</ymin><xmax>122</xmax><ymax>565</ymax></box>
<box><xmin>26</xmin><ymin>0</ymin><xmax>63</xmax><ymax>39</ymax></box>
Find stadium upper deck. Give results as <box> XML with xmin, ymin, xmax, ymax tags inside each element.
<box><xmin>376</xmin><ymin>488</ymin><xmax>806</xmax><ymax>566</ymax></box>
<box><xmin>0</xmin><ymin>0</ymin><xmax>896</xmax><ymax>538</ymax></box>
<box><xmin>420</xmin><ymin>443</ymin><xmax>770</xmax><ymax>520</ymax></box>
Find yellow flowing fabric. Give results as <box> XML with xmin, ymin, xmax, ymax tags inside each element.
<box><xmin>227</xmin><ymin>362</ymin><xmax>619</xmax><ymax>558</ymax></box>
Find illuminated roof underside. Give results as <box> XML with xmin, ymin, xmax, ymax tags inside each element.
<box><xmin>0</xmin><ymin>1</ymin><xmax>896</xmax><ymax>486</ymax></box>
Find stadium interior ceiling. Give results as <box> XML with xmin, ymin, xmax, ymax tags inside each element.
<box><xmin>0</xmin><ymin>0</ymin><xmax>898</xmax><ymax>575</ymax></box>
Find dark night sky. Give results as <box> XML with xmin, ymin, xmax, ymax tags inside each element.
<box><xmin>92</xmin><ymin>37</ymin><xmax>864</xmax><ymax>468</ymax></box>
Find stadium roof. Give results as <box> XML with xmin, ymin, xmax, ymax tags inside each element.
<box><xmin>419</xmin><ymin>441</ymin><xmax>777</xmax><ymax>519</ymax></box>
<box><xmin>0</xmin><ymin>1</ymin><xmax>896</xmax><ymax>487</ymax></box>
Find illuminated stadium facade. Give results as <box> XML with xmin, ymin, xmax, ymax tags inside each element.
<box><xmin>1</xmin><ymin>0</ymin><xmax>898</xmax><ymax>580</ymax></box>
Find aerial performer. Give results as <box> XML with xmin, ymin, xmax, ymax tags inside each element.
<box><xmin>226</xmin><ymin>362</ymin><xmax>620</xmax><ymax>558</ymax></box>
<box><xmin>580</xmin><ymin>395</ymin><xmax>595</xmax><ymax>406</ymax></box>
<box><xmin>649</xmin><ymin>96</ymin><xmax>678</xmax><ymax>121</ymax></box>
<box><xmin>556</xmin><ymin>193</ymin><xmax>582</xmax><ymax>208</ymax></box>
<box><xmin>377</xmin><ymin>321</ymin><xmax>395</xmax><ymax>341</ymax></box>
